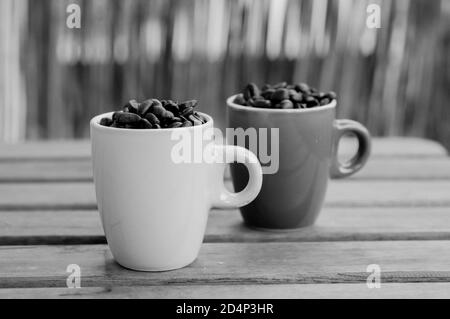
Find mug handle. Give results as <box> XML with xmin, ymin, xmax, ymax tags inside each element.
<box><xmin>212</xmin><ymin>144</ymin><xmax>263</xmax><ymax>208</ymax></box>
<box><xmin>330</xmin><ymin>119</ymin><xmax>371</xmax><ymax>179</ymax></box>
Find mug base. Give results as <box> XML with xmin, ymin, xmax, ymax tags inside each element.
<box><xmin>114</xmin><ymin>258</ymin><xmax>197</xmax><ymax>272</ymax></box>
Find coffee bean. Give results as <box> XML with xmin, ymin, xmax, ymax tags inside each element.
<box><xmin>153</xmin><ymin>123</ymin><xmax>161</xmax><ymax>129</ymax></box>
<box><xmin>163</xmin><ymin>109</ymin><xmax>175</xmax><ymax>119</ymax></box>
<box><xmin>181</xmin><ymin>121</ymin><xmax>193</xmax><ymax>127</ymax></box>
<box><xmin>144</xmin><ymin>112</ymin><xmax>160</xmax><ymax>125</ymax></box>
<box><xmin>280</xmin><ymin>99</ymin><xmax>294</xmax><ymax>109</ymax></box>
<box><xmin>305</xmin><ymin>97</ymin><xmax>319</xmax><ymax>108</ymax></box>
<box><xmin>113</xmin><ymin>112</ymin><xmax>141</xmax><ymax>124</ymax></box>
<box><xmin>179</xmin><ymin>100</ymin><xmax>198</xmax><ymax>110</ymax></box>
<box><xmin>261</xmin><ymin>89</ymin><xmax>275</xmax><ymax>100</ymax></box>
<box><xmin>188</xmin><ymin>114</ymin><xmax>203</xmax><ymax>126</ymax></box>
<box><xmin>253</xmin><ymin>99</ymin><xmax>271</xmax><ymax>108</ymax></box>
<box><xmin>326</xmin><ymin>91</ymin><xmax>337</xmax><ymax>100</ymax></box>
<box><xmin>195</xmin><ymin>113</ymin><xmax>208</xmax><ymax>123</ymax></box>
<box><xmin>273</xmin><ymin>81</ymin><xmax>287</xmax><ymax>89</ymax></box>
<box><xmin>168</xmin><ymin>121</ymin><xmax>183</xmax><ymax>128</ymax></box>
<box><xmin>150</xmin><ymin>100</ymin><xmax>166</xmax><ymax>118</ymax></box>
<box><xmin>289</xmin><ymin>90</ymin><xmax>303</xmax><ymax>103</ymax></box>
<box><xmin>243</xmin><ymin>83</ymin><xmax>260</xmax><ymax>100</ymax></box>
<box><xmin>124</xmin><ymin>99</ymin><xmax>139</xmax><ymax>113</ymax></box>
<box><xmin>164</xmin><ymin>101</ymin><xmax>179</xmax><ymax>114</ymax></box>
<box><xmin>100</xmin><ymin>118</ymin><xmax>113</xmax><ymax>126</ymax></box>
<box><xmin>138</xmin><ymin>118</ymin><xmax>153</xmax><ymax>129</ymax></box>
<box><xmin>311</xmin><ymin>92</ymin><xmax>325</xmax><ymax>99</ymax></box>
<box><xmin>234</xmin><ymin>94</ymin><xmax>247</xmax><ymax>106</ymax></box>
<box><xmin>261</xmin><ymin>84</ymin><xmax>272</xmax><ymax>91</ymax></box>
<box><xmin>138</xmin><ymin>99</ymin><xmax>153</xmax><ymax>116</ymax></box>
<box><xmin>271</xmin><ymin>88</ymin><xmax>289</xmax><ymax>101</ymax></box>
<box><xmin>172</xmin><ymin>116</ymin><xmax>182</xmax><ymax>122</ymax></box>
<box><xmin>320</xmin><ymin>98</ymin><xmax>331</xmax><ymax>106</ymax></box>
<box><xmin>294</xmin><ymin>83</ymin><xmax>310</xmax><ymax>93</ymax></box>
<box><xmin>180</xmin><ymin>106</ymin><xmax>194</xmax><ymax>117</ymax></box>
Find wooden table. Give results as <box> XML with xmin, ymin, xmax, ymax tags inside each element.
<box><xmin>0</xmin><ymin>138</ymin><xmax>449</xmax><ymax>299</ymax></box>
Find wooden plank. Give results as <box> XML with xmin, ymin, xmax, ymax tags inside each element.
<box><xmin>1</xmin><ymin>241</ymin><xmax>450</xmax><ymax>288</ymax></box>
<box><xmin>0</xmin><ymin>141</ymin><xmax>91</xmax><ymax>160</ymax></box>
<box><xmin>1</xmin><ymin>157</ymin><xmax>450</xmax><ymax>182</ymax></box>
<box><xmin>0</xmin><ymin>180</ymin><xmax>449</xmax><ymax>210</ymax></box>
<box><xmin>0</xmin><ymin>138</ymin><xmax>447</xmax><ymax>161</ymax></box>
<box><xmin>1</xmin><ymin>207</ymin><xmax>450</xmax><ymax>245</ymax></box>
<box><xmin>0</xmin><ymin>282</ymin><xmax>450</xmax><ymax>299</ymax></box>
<box><xmin>2</xmin><ymin>282</ymin><xmax>450</xmax><ymax>298</ymax></box>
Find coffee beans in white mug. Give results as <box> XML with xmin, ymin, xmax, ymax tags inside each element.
<box><xmin>234</xmin><ymin>82</ymin><xmax>337</xmax><ymax>109</ymax></box>
<box><xmin>99</xmin><ymin>98</ymin><xmax>207</xmax><ymax>129</ymax></box>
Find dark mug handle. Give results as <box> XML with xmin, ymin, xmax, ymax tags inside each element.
<box><xmin>330</xmin><ymin>119</ymin><xmax>371</xmax><ymax>179</ymax></box>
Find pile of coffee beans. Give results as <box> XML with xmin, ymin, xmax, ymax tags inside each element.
<box><xmin>234</xmin><ymin>82</ymin><xmax>337</xmax><ymax>109</ymax></box>
<box><xmin>99</xmin><ymin>99</ymin><xmax>207</xmax><ymax>129</ymax></box>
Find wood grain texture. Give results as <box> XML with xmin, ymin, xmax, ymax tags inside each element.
<box><xmin>2</xmin><ymin>283</ymin><xmax>450</xmax><ymax>298</ymax></box>
<box><xmin>1</xmin><ymin>207</ymin><xmax>450</xmax><ymax>245</ymax></box>
<box><xmin>0</xmin><ymin>180</ymin><xmax>449</xmax><ymax>210</ymax></box>
<box><xmin>0</xmin><ymin>138</ymin><xmax>446</xmax><ymax>161</ymax></box>
<box><xmin>1</xmin><ymin>157</ymin><xmax>450</xmax><ymax>182</ymax></box>
<box><xmin>1</xmin><ymin>241</ymin><xmax>450</xmax><ymax>288</ymax></box>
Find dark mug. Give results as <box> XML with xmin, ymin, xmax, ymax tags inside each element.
<box><xmin>227</xmin><ymin>95</ymin><xmax>371</xmax><ymax>230</ymax></box>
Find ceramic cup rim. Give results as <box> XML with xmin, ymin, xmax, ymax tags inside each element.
<box><xmin>226</xmin><ymin>94</ymin><xmax>336</xmax><ymax>114</ymax></box>
<box><xmin>90</xmin><ymin>111</ymin><xmax>213</xmax><ymax>134</ymax></box>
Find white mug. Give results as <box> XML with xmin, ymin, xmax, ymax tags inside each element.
<box><xmin>90</xmin><ymin>112</ymin><xmax>262</xmax><ymax>271</ymax></box>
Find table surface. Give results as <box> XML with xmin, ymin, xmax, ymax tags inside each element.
<box><xmin>0</xmin><ymin>137</ymin><xmax>449</xmax><ymax>299</ymax></box>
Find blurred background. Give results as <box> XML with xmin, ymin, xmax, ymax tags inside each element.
<box><xmin>0</xmin><ymin>0</ymin><xmax>449</xmax><ymax>149</ymax></box>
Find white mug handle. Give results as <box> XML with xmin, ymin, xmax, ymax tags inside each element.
<box><xmin>212</xmin><ymin>144</ymin><xmax>263</xmax><ymax>208</ymax></box>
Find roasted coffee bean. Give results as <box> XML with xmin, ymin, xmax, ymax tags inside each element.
<box><xmin>310</xmin><ymin>87</ymin><xmax>318</xmax><ymax>93</ymax></box>
<box><xmin>164</xmin><ymin>101</ymin><xmax>179</xmax><ymax>114</ymax></box>
<box><xmin>179</xmin><ymin>100</ymin><xmax>198</xmax><ymax>110</ymax></box>
<box><xmin>138</xmin><ymin>118</ymin><xmax>153</xmax><ymax>129</ymax></box>
<box><xmin>144</xmin><ymin>112</ymin><xmax>160</xmax><ymax>125</ymax></box>
<box><xmin>273</xmin><ymin>81</ymin><xmax>287</xmax><ymax>89</ymax></box>
<box><xmin>234</xmin><ymin>94</ymin><xmax>247</xmax><ymax>106</ymax></box>
<box><xmin>171</xmin><ymin>116</ymin><xmax>182</xmax><ymax>122</ymax></box>
<box><xmin>294</xmin><ymin>83</ymin><xmax>310</xmax><ymax>93</ymax></box>
<box><xmin>153</xmin><ymin>123</ymin><xmax>161</xmax><ymax>129</ymax></box>
<box><xmin>311</xmin><ymin>92</ymin><xmax>326</xmax><ymax>99</ymax></box>
<box><xmin>243</xmin><ymin>83</ymin><xmax>260</xmax><ymax>100</ymax></box>
<box><xmin>280</xmin><ymin>99</ymin><xmax>294</xmax><ymax>109</ymax></box>
<box><xmin>161</xmin><ymin>110</ymin><xmax>175</xmax><ymax>121</ymax></box>
<box><xmin>150</xmin><ymin>100</ymin><xmax>166</xmax><ymax>117</ymax></box>
<box><xmin>100</xmin><ymin>117</ymin><xmax>113</xmax><ymax>127</ymax></box>
<box><xmin>261</xmin><ymin>89</ymin><xmax>275</xmax><ymax>100</ymax></box>
<box><xmin>261</xmin><ymin>84</ymin><xmax>272</xmax><ymax>91</ymax></box>
<box><xmin>195</xmin><ymin>113</ymin><xmax>208</xmax><ymax>123</ymax></box>
<box><xmin>271</xmin><ymin>88</ymin><xmax>289</xmax><ymax>101</ymax></box>
<box><xmin>181</xmin><ymin>121</ymin><xmax>193</xmax><ymax>127</ymax></box>
<box><xmin>290</xmin><ymin>92</ymin><xmax>303</xmax><ymax>103</ymax></box>
<box><xmin>113</xmin><ymin>112</ymin><xmax>141</xmax><ymax>124</ymax></box>
<box><xmin>326</xmin><ymin>91</ymin><xmax>337</xmax><ymax>100</ymax></box>
<box><xmin>168</xmin><ymin>121</ymin><xmax>183</xmax><ymax>128</ymax></box>
<box><xmin>138</xmin><ymin>99</ymin><xmax>153</xmax><ymax>116</ymax></box>
<box><xmin>188</xmin><ymin>114</ymin><xmax>203</xmax><ymax>126</ymax></box>
<box><xmin>253</xmin><ymin>99</ymin><xmax>271</xmax><ymax>108</ymax></box>
<box><xmin>180</xmin><ymin>106</ymin><xmax>194</xmax><ymax>117</ymax></box>
<box><xmin>124</xmin><ymin>99</ymin><xmax>139</xmax><ymax>113</ymax></box>
<box><xmin>305</xmin><ymin>97</ymin><xmax>319</xmax><ymax>108</ymax></box>
<box><xmin>320</xmin><ymin>98</ymin><xmax>331</xmax><ymax>106</ymax></box>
